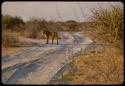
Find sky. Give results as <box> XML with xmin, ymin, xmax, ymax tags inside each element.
<box><xmin>2</xmin><ymin>1</ymin><xmax>123</xmax><ymax>22</ymax></box>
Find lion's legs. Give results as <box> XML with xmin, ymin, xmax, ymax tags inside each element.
<box><xmin>52</xmin><ymin>35</ymin><xmax>55</xmax><ymax>44</ymax></box>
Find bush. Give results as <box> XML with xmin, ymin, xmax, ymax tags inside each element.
<box><xmin>90</xmin><ymin>5</ymin><xmax>123</xmax><ymax>43</ymax></box>
<box><xmin>2</xmin><ymin>33</ymin><xmax>20</xmax><ymax>47</ymax></box>
<box><xmin>24</xmin><ymin>18</ymin><xmax>49</xmax><ymax>39</ymax></box>
<box><xmin>2</xmin><ymin>15</ymin><xmax>24</xmax><ymax>31</ymax></box>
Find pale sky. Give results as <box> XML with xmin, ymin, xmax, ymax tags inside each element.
<box><xmin>2</xmin><ymin>1</ymin><xmax>123</xmax><ymax>22</ymax></box>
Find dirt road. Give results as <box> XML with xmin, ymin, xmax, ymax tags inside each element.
<box><xmin>2</xmin><ymin>32</ymin><xmax>93</xmax><ymax>84</ymax></box>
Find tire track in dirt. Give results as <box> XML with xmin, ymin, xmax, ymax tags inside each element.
<box><xmin>2</xmin><ymin>32</ymin><xmax>93</xmax><ymax>84</ymax></box>
<box><xmin>2</xmin><ymin>47</ymin><xmax>61</xmax><ymax>83</ymax></box>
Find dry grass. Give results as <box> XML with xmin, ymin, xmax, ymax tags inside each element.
<box><xmin>59</xmin><ymin>47</ymin><xmax>124</xmax><ymax>84</ymax></box>
<box><xmin>57</xmin><ymin>23</ymin><xmax>124</xmax><ymax>84</ymax></box>
<box><xmin>2</xmin><ymin>30</ymin><xmax>28</xmax><ymax>56</ymax></box>
<box><xmin>58</xmin><ymin>26</ymin><xmax>124</xmax><ymax>84</ymax></box>
<box><xmin>2</xmin><ymin>47</ymin><xmax>28</xmax><ymax>57</ymax></box>
<box><xmin>58</xmin><ymin>14</ymin><xmax>123</xmax><ymax>84</ymax></box>
<box><xmin>2</xmin><ymin>30</ymin><xmax>21</xmax><ymax>47</ymax></box>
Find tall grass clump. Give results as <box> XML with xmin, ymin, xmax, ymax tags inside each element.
<box><xmin>2</xmin><ymin>32</ymin><xmax>20</xmax><ymax>47</ymax></box>
<box><xmin>90</xmin><ymin>5</ymin><xmax>123</xmax><ymax>48</ymax></box>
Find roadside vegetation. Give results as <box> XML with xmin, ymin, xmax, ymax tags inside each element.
<box><xmin>90</xmin><ymin>5</ymin><xmax>123</xmax><ymax>49</ymax></box>
<box><xmin>57</xmin><ymin>5</ymin><xmax>124</xmax><ymax>84</ymax></box>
